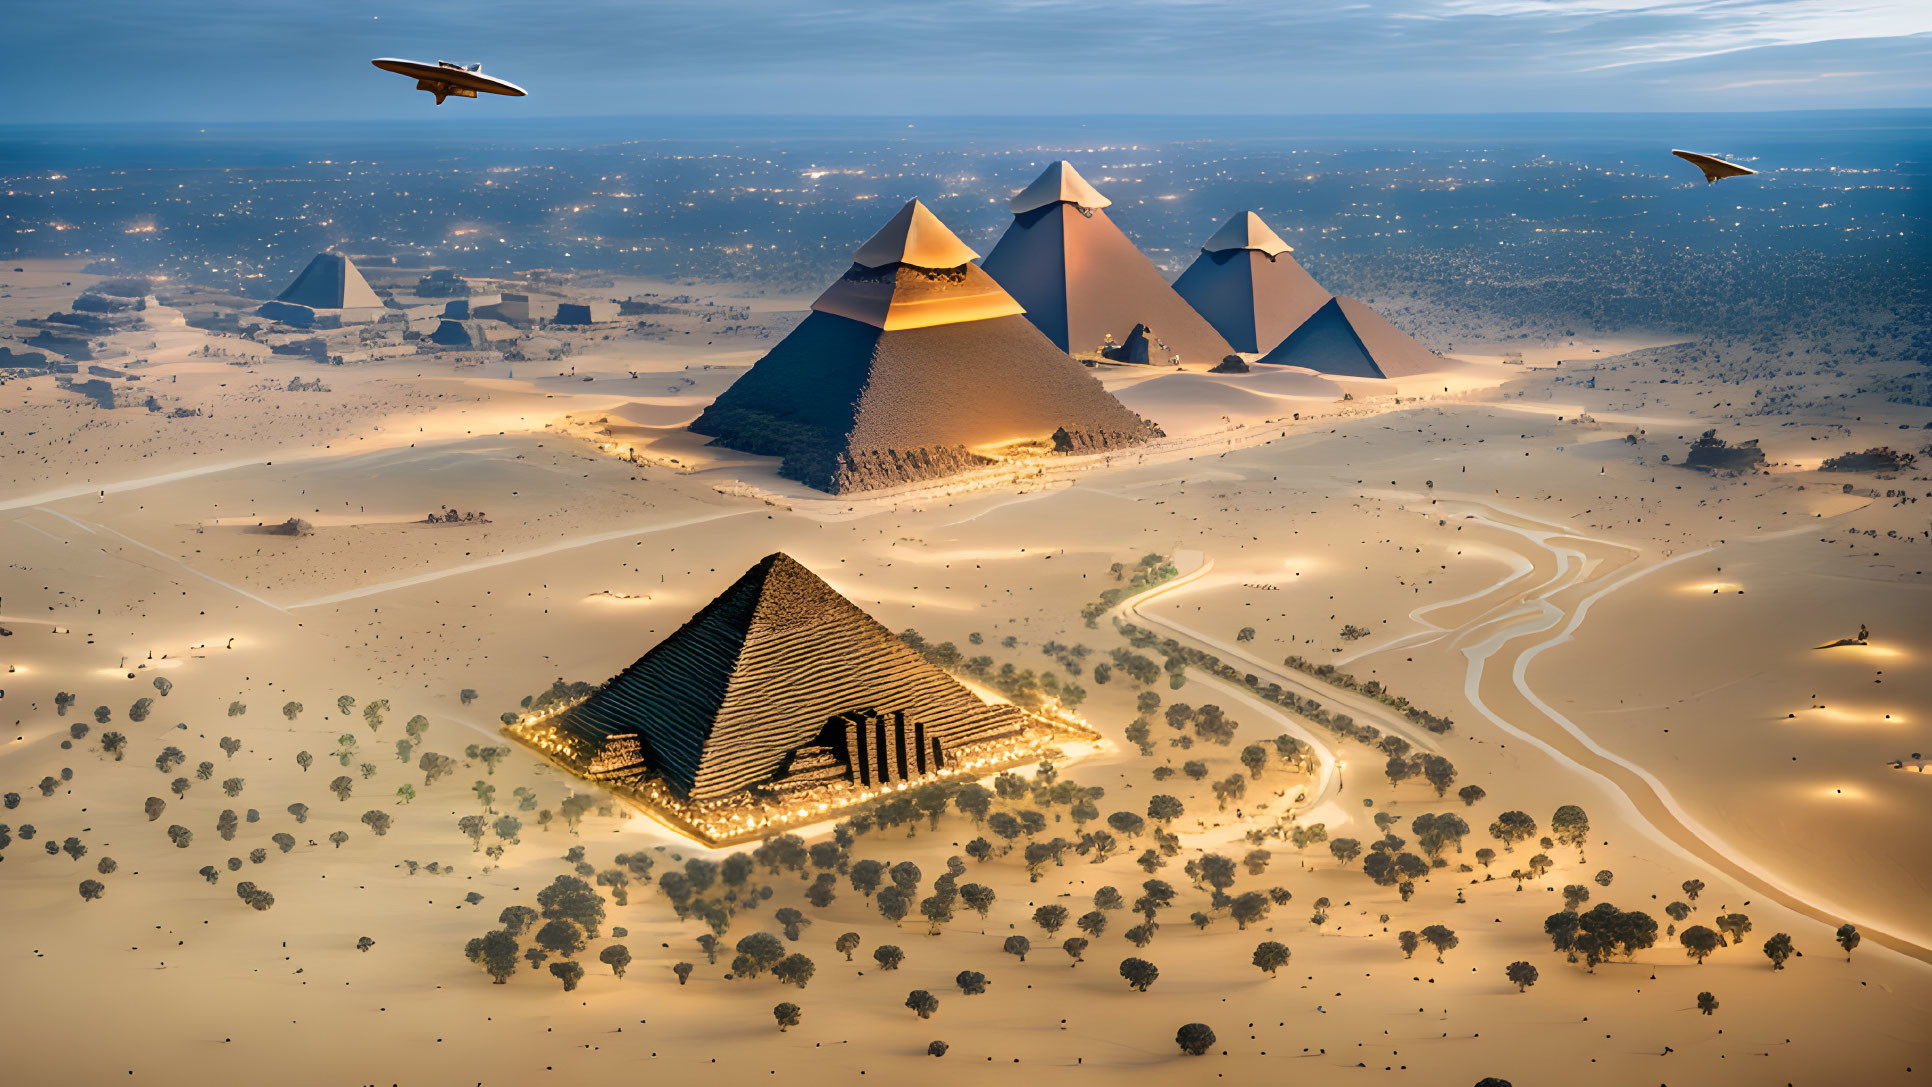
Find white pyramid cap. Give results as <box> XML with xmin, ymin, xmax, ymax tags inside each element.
<box><xmin>1201</xmin><ymin>211</ymin><xmax>1293</xmax><ymax>257</ymax></box>
<box><xmin>1009</xmin><ymin>161</ymin><xmax>1113</xmax><ymax>214</ymax></box>
<box><xmin>851</xmin><ymin>199</ymin><xmax>980</xmax><ymax>270</ymax></box>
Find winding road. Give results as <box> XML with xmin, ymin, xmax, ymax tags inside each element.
<box><xmin>1119</xmin><ymin>501</ymin><xmax>1932</xmax><ymax>966</ymax></box>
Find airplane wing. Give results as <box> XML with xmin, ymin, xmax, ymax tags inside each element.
<box><xmin>1670</xmin><ymin>149</ymin><xmax>1757</xmax><ymax>184</ymax></box>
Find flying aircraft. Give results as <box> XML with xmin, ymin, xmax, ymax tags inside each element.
<box><xmin>1670</xmin><ymin>149</ymin><xmax>1757</xmax><ymax>184</ymax></box>
<box><xmin>371</xmin><ymin>58</ymin><xmax>527</xmax><ymax>105</ymax></box>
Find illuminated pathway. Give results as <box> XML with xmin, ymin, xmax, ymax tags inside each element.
<box><xmin>1121</xmin><ymin>503</ymin><xmax>1932</xmax><ymax>965</ymax></box>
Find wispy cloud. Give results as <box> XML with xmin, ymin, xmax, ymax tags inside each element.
<box><xmin>3</xmin><ymin>0</ymin><xmax>1928</xmax><ymax>121</ymax></box>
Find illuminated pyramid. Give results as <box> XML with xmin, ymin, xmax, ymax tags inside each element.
<box><xmin>551</xmin><ymin>552</ymin><xmax>1029</xmax><ymax>803</ymax></box>
<box><xmin>691</xmin><ymin>199</ymin><xmax>1158</xmax><ymax>493</ymax></box>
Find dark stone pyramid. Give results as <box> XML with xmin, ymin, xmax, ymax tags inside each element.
<box><xmin>1173</xmin><ymin>212</ymin><xmax>1330</xmax><ymax>355</ymax></box>
<box><xmin>551</xmin><ymin>553</ymin><xmax>1026</xmax><ymax>803</ymax></box>
<box><xmin>1255</xmin><ymin>296</ymin><xmax>1454</xmax><ymax>379</ymax></box>
<box><xmin>273</xmin><ymin>252</ymin><xmax>382</xmax><ymax>310</ymax></box>
<box><xmin>691</xmin><ymin>199</ymin><xmax>1157</xmax><ymax>494</ymax></box>
<box><xmin>982</xmin><ymin>162</ymin><xmax>1233</xmax><ymax>365</ymax></box>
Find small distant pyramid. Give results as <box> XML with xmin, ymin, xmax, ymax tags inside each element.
<box><xmin>691</xmin><ymin>199</ymin><xmax>1158</xmax><ymax>494</ymax></box>
<box><xmin>982</xmin><ymin>161</ymin><xmax>1233</xmax><ymax>366</ymax></box>
<box><xmin>1256</xmin><ymin>296</ymin><xmax>1452</xmax><ymax>379</ymax></box>
<box><xmin>1173</xmin><ymin>211</ymin><xmax>1330</xmax><ymax>354</ymax></box>
<box><xmin>273</xmin><ymin>252</ymin><xmax>382</xmax><ymax>310</ymax></box>
<box><xmin>551</xmin><ymin>553</ymin><xmax>1028</xmax><ymax>802</ymax></box>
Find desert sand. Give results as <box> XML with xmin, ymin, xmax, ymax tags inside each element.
<box><xmin>2</xmin><ymin>258</ymin><xmax>1928</xmax><ymax>1085</ymax></box>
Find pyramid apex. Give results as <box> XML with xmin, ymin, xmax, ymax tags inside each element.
<box><xmin>275</xmin><ymin>250</ymin><xmax>382</xmax><ymax>309</ymax></box>
<box><xmin>1009</xmin><ymin>161</ymin><xmax>1112</xmax><ymax>214</ymax></box>
<box><xmin>1202</xmin><ymin>211</ymin><xmax>1292</xmax><ymax>257</ymax></box>
<box><xmin>851</xmin><ymin>199</ymin><xmax>981</xmax><ymax>270</ymax></box>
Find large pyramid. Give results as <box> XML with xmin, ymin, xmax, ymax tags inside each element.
<box><xmin>690</xmin><ymin>199</ymin><xmax>1158</xmax><ymax>494</ymax></box>
<box><xmin>550</xmin><ymin>553</ymin><xmax>1029</xmax><ymax>804</ymax></box>
<box><xmin>981</xmin><ymin>161</ymin><xmax>1233</xmax><ymax>366</ymax></box>
<box><xmin>1255</xmin><ymin>296</ymin><xmax>1453</xmax><ymax>379</ymax></box>
<box><xmin>1173</xmin><ymin>212</ymin><xmax>1331</xmax><ymax>355</ymax></box>
<box><xmin>256</xmin><ymin>252</ymin><xmax>385</xmax><ymax>327</ymax></box>
<box><xmin>273</xmin><ymin>252</ymin><xmax>382</xmax><ymax>309</ymax></box>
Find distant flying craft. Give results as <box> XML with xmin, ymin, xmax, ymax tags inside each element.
<box><xmin>1670</xmin><ymin>149</ymin><xmax>1757</xmax><ymax>184</ymax></box>
<box><xmin>371</xmin><ymin>58</ymin><xmax>527</xmax><ymax>105</ymax></box>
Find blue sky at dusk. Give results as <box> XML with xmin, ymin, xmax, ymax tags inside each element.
<box><xmin>6</xmin><ymin>0</ymin><xmax>1930</xmax><ymax>123</ymax></box>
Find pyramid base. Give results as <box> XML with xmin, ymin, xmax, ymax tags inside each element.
<box><xmin>505</xmin><ymin>701</ymin><xmax>1096</xmax><ymax>846</ymax></box>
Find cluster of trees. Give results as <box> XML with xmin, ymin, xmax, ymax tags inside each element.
<box><xmin>1080</xmin><ymin>552</ymin><xmax>1180</xmax><ymax>627</ymax></box>
<box><xmin>1115</xmin><ymin>624</ymin><xmax>1455</xmax><ymax>767</ymax></box>
<box><xmin>1544</xmin><ymin>903</ymin><xmax>1658</xmax><ymax>970</ymax></box>
<box><xmin>1277</xmin><ymin>652</ymin><xmax>1455</xmax><ymax>733</ymax></box>
<box><xmin>466</xmin><ymin>874</ymin><xmax>616</xmax><ymax>988</ymax></box>
<box><xmin>900</xmin><ymin>630</ymin><xmax>1089</xmax><ymax>712</ymax></box>
<box><xmin>1396</xmin><ymin>925</ymin><xmax>1459</xmax><ymax>962</ymax></box>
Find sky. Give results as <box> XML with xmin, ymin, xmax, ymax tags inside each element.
<box><xmin>4</xmin><ymin>0</ymin><xmax>1930</xmax><ymax>123</ymax></box>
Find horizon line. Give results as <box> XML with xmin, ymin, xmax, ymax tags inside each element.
<box><xmin>4</xmin><ymin>106</ymin><xmax>1930</xmax><ymax>130</ymax></box>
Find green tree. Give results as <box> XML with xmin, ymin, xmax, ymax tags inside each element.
<box><xmin>1550</xmin><ymin>804</ymin><xmax>1591</xmax><ymax>858</ymax></box>
<box><xmin>1716</xmin><ymin>913</ymin><xmax>1753</xmax><ymax>947</ymax></box>
<box><xmin>1175</xmin><ymin>1023</ymin><xmax>1216</xmax><ymax>1056</ymax></box>
<box><xmin>954</xmin><ymin>969</ymin><xmax>988</xmax><ymax>995</ymax></box>
<box><xmin>1681</xmin><ymin>925</ymin><xmax>1721</xmax><ymax>964</ymax></box>
<box><xmin>873</xmin><ymin>945</ymin><xmax>904</xmax><ymax>971</ymax></box>
<box><xmin>466</xmin><ymin>930</ymin><xmax>519</xmax><ymax>983</ymax></box>
<box><xmin>534</xmin><ymin>918</ymin><xmax>588</xmax><ymax>959</ymax></box>
<box><xmin>329</xmin><ymin>775</ymin><xmax>353</xmax><ymax>802</ymax></box>
<box><xmin>1230</xmin><ymin>891</ymin><xmax>1271</xmax><ymax>930</ymax></box>
<box><xmin>960</xmin><ymin>882</ymin><xmax>996</xmax><ymax>918</ymax></box>
<box><xmin>548</xmin><ymin>961</ymin><xmax>585</xmax><ymax>991</ymax></box>
<box><xmin>1506</xmin><ymin>961</ymin><xmax>1538</xmax><ymax>992</ymax></box>
<box><xmin>1697</xmin><ymin>991</ymin><xmax>1718</xmax><ymax>1015</ymax></box>
<box><xmin>1835</xmin><ymin>924</ymin><xmax>1861</xmax><ymax>960</ymax></box>
<box><xmin>1119</xmin><ymin>957</ymin><xmax>1159</xmax><ymax>991</ymax></box>
<box><xmin>773</xmin><ymin>1002</ymin><xmax>801</xmax><ymax>1031</ymax></box>
<box><xmin>1252</xmin><ymin>941</ymin><xmax>1291</xmax><ymax>976</ymax></box>
<box><xmin>905</xmin><ymin>990</ymin><xmax>939</xmax><ymax>1018</ymax></box>
<box><xmin>1398</xmin><ymin>930</ymin><xmax>1420</xmax><ymax>959</ymax></box>
<box><xmin>773</xmin><ymin>953</ymin><xmax>816</xmax><ymax>988</ymax></box>
<box><xmin>537</xmin><ymin>874</ymin><xmax>607</xmax><ymax>937</ymax></box>
<box><xmin>1762</xmin><ymin>933</ymin><xmax>1795</xmax><ymax>971</ymax></box>
<box><xmin>1146</xmin><ymin>795</ymin><xmax>1184</xmax><ymax>824</ymax></box>
<box><xmin>1488</xmin><ymin>810</ymin><xmax>1536</xmax><ymax>851</ymax></box>
<box><xmin>1033</xmin><ymin>904</ymin><xmax>1068</xmax><ymax>936</ymax></box>
<box><xmin>732</xmin><ymin>932</ymin><xmax>786</xmax><ymax>978</ymax></box>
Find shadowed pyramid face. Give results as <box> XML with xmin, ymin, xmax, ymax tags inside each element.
<box><xmin>983</xmin><ymin>163</ymin><xmax>1234</xmax><ymax>364</ymax></box>
<box><xmin>274</xmin><ymin>252</ymin><xmax>382</xmax><ymax>309</ymax></box>
<box><xmin>692</xmin><ymin>199</ymin><xmax>1157</xmax><ymax>494</ymax></box>
<box><xmin>1175</xmin><ymin>211</ymin><xmax>1328</xmax><ymax>354</ymax></box>
<box><xmin>549</xmin><ymin>553</ymin><xmax>1027</xmax><ymax>801</ymax></box>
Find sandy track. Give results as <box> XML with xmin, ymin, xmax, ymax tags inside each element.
<box><xmin>1455</xmin><ymin>523</ymin><xmax>1932</xmax><ymax>963</ymax></box>
<box><xmin>286</xmin><ymin>508</ymin><xmax>761</xmax><ymax>608</ymax></box>
<box><xmin>1124</xmin><ymin>504</ymin><xmax>1932</xmax><ymax>965</ymax></box>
